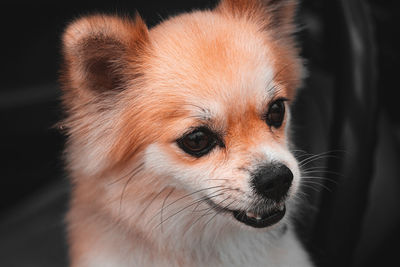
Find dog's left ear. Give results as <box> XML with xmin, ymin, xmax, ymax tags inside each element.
<box><xmin>216</xmin><ymin>0</ymin><xmax>298</xmax><ymax>38</ymax></box>
<box><xmin>61</xmin><ymin>14</ymin><xmax>150</xmax><ymax>103</ymax></box>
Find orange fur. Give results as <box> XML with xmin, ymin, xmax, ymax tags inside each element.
<box><xmin>61</xmin><ymin>1</ymin><xmax>311</xmax><ymax>266</ymax></box>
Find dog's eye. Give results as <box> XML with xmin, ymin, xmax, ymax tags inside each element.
<box><xmin>177</xmin><ymin>128</ymin><xmax>218</xmax><ymax>157</ymax></box>
<box><xmin>265</xmin><ymin>99</ymin><xmax>286</xmax><ymax>128</ymax></box>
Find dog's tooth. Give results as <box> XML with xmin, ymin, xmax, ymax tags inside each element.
<box><xmin>246</xmin><ymin>212</ymin><xmax>256</xmax><ymax>219</ymax></box>
<box><xmin>279</xmin><ymin>205</ymin><xmax>285</xmax><ymax>211</ymax></box>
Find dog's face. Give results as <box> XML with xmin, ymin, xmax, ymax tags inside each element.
<box><xmin>62</xmin><ymin>0</ymin><xmax>303</xmax><ymax>230</ymax></box>
<box><xmin>142</xmin><ymin>10</ymin><xmax>302</xmax><ymax>229</ymax></box>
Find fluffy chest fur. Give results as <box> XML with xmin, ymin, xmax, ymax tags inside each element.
<box><xmin>70</xmin><ymin>210</ymin><xmax>310</xmax><ymax>267</ymax></box>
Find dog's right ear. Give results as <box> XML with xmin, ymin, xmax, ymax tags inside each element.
<box><xmin>61</xmin><ymin>14</ymin><xmax>149</xmax><ymax>101</ymax></box>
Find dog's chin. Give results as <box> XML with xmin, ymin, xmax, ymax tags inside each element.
<box><xmin>206</xmin><ymin>199</ymin><xmax>286</xmax><ymax>229</ymax></box>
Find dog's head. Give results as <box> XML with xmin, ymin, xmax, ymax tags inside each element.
<box><xmin>62</xmin><ymin>0</ymin><xmax>303</xmax><ymax>230</ymax></box>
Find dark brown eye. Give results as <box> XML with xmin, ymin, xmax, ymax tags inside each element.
<box><xmin>265</xmin><ymin>99</ymin><xmax>286</xmax><ymax>128</ymax></box>
<box><xmin>177</xmin><ymin>127</ymin><xmax>219</xmax><ymax>157</ymax></box>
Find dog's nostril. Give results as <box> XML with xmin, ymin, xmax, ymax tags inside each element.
<box><xmin>252</xmin><ymin>164</ymin><xmax>293</xmax><ymax>201</ymax></box>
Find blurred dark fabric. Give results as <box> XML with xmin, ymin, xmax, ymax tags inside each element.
<box><xmin>0</xmin><ymin>181</ymin><xmax>69</xmax><ymax>266</ymax></box>
<box><xmin>0</xmin><ymin>1</ymin><xmax>399</xmax><ymax>266</ymax></box>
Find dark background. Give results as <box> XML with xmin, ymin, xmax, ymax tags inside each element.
<box><xmin>0</xmin><ymin>1</ymin><xmax>399</xmax><ymax>266</ymax></box>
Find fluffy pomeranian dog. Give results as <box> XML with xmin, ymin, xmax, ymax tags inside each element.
<box><xmin>60</xmin><ymin>0</ymin><xmax>313</xmax><ymax>266</ymax></box>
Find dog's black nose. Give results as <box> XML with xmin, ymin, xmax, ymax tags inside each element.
<box><xmin>251</xmin><ymin>163</ymin><xmax>293</xmax><ymax>201</ymax></box>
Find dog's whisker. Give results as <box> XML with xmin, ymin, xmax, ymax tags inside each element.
<box><xmin>192</xmin><ymin>188</ymin><xmax>240</xmax><ymax>213</ymax></box>
<box><xmin>180</xmin><ymin>190</ymin><xmax>226</xmax><ymax>217</ymax></box>
<box><xmin>301</xmin><ymin>176</ymin><xmax>338</xmax><ymax>184</ymax></box>
<box><xmin>155</xmin><ymin>185</ymin><xmax>225</xmax><ymax>215</ymax></box>
<box><xmin>183</xmin><ymin>190</ymin><xmax>239</xmax><ymax>235</ymax></box>
<box><xmin>145</xmin><ymin>186</ymin><xmax>223</xmax><ymax>225</ymax></box>
<box><xmin>191</xmin><ymin>191</ymin><xmax>230</xmax><ymax>213</ymax></box>
<box><xmin>160</xmin><ymin>188</ymin><xmax>176</xmax><ymax>232</ymax></box>
<box><xmin>300</xmin><ymin>184</ymin><xmax>323</xmax><ymax>193</ymax></box>
<box><xmin>300</xmin><ymin>167</ymin><xmax>331</xmax><ymax>173</ymax></box>
<box><xmin>293</xmin><ymin>152</ymin><xmax>317</xmax><ymax>160</ymax></box>
<box><xmin>292</xmin><ymin>190</ymin><xmax>310</xmax><ymax>201</ymax></box>
<box><xmin>154</xmin><ymin>190</ymin><xmax>230</xmax><ymax>230</ymax></box>
<box><xmin>118</xmin><ymin>166</ymin><xmax>145</xmax><ymax>215</ymax></box>
<box><xmin>152</xmin><ymin>187</ymin><xmax>232</xmax><ymax>228</ymax></box>
<box><xmin>108</xmin><ymin>162</ymin><xmax>144</xmax><ymax>186</ymax></box>
<box><xmin>198</xmin><ymin>197</ymin><xmax>232</xmax><ymax>231</ymax></box>
<box><xmin>301</xmin><ymin>165</ymin><xmax>329</xmax><ymax>170</ymax></box>
<box><xmin>298</xmin><ymin>153</ymin><xmax>333</xmax><ymax>166</ymax></box>
<box><xmin>191</xmin><ymin>196</ymin><xmax>207</xmax><ymax>213</ymax></box>
<box><xmin>301</xmin><ymin>170</ymin><xmax>343</xmax><ymax>177</ymax></box>
<box><xmin>301</xmin><ymin>181</ymin><xmax>333</xmax><ymax>192</ymax></box>
<box><xmin>193</xmin><ymin>206</ymin><xmax>215</xmax><ymax>224</ymax></box>
<box><xmin>299</xmin><ymin>155</ymin><xmax>339</xmax><ymax>168</ymax></box>
<box><xmin>189</xmin><ymin>190</ymin><xmax>233</xmax><ymax>219</ymax></box>
<box><xmin>298</xmin><ymin>150</ymin><xmax>339</xmax><ymax>163</ymax></box>
<box><xmin>298</xmin><ymin>150</ymin><xmax>345</xmax><ymax>167</ymax></box>
<box><xmin>137</xmin><ymin>187</ymin><xmax>169</xmax><ymax>219</ymax></box>
<box><xmin>184</xmin><ymin>203</ymin><xmax>217</xmax><ymax>235</ymax></box>
<box><xmin>203</xmin><ymin>198</ymin><xmax>236</xmax><ymax>231</ymax></box>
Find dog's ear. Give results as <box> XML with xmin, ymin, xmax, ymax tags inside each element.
<box><xmin>216</xmin><ymin>0</ymin><xmax>298</xmax><ymax>38</ymax></box>
<box><xmin>61</xmin><ymin>14</ymin><xmax>149</xmax><ymax>99</ymax></box>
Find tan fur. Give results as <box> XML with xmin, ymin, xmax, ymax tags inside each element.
<box><xmin>61</xmin><ymin>1</ymin><xmax>311</xmax><ymax>266</ymax></box>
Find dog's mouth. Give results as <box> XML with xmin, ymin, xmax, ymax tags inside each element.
<box><xmin>232</xmin><ymin>205</ymin><xmax>286</xmax><ymax>228</ymax></box>
<box><xmin>206</xmin><ymin>199</ymin><xmax>286</xmax><ymax>228</ymax></box>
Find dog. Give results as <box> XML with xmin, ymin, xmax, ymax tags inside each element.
<box><xmin>60</xmin><ymin>0</ymin><xmax>313</xmax><ymax>266</ymax></box>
